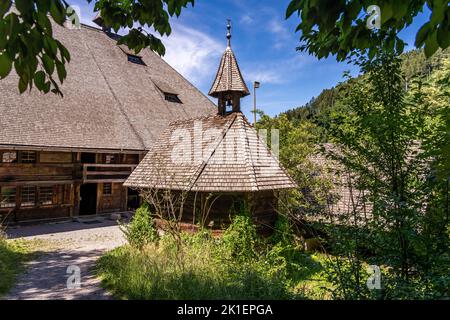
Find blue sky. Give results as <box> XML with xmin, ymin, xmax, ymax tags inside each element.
<box><xmin>70</xmin><ymin>0</ymin><xmax>430</xmax><ymax>118</ymax></box>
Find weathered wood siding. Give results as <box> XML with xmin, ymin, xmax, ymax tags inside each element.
<box><xmin>170</xmin><ymin>191</ymin><xmax>279</xmax><ymax>234</ymax></box>
<box><xmin>97</xmin><ymin>183</ymin><xmax>127</xmax><ymax>213</ymax></box>
<box><xmin>0</xmin><ymin>149</ymin><xmax>142</xmax><ymax>222</ymax></box>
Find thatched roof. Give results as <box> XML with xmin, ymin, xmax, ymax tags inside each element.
<box><xmin>209</xmin><ymin>46</ymin><xmax>250</xmax><ymax>98</ymax></box>
<box><xmin>124</xmin><ymin>112</ymin><xmax>296</xmax><ymax>192</ymax></box>
<box><xmin>0</xmin><ymin>22</ymin><xmax>215</xmax><ymax>152</ymax></box>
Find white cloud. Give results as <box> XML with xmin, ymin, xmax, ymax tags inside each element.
<box><xmin>244</xmin><ymin>54</ymin><xmax>314</xmax><ymax>85</ymax></box>
<box><xmin>245</xmin><ymin>69</ymin><xmax>283</xmax><ymax>84</ymax></box>
<box><xmin>240</xmin><ymin>15</ymin><xmax>254</xmax><ymax>25</ymax></box>
<box><xmin>269</xmin><ymin>19</ymin><xmax>291</xmax><ymax>49</ymax></box>
<box><xmin>161</xmin><ymin>23</ymin><xmax>223</xmax><ymax>86</ymax></box>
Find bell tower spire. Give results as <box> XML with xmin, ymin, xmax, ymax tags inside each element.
<box><xmin>209</xmin><ymin>20</ymin><xmax>250</xmax><ymax>115</ymax></box>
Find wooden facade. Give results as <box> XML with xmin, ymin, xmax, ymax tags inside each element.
<box><xmin>180</xmin><ymin>191</ymin><xmax>279</xmax><ymax>234</ymax></box>
<box><xmin>0</xmin><ymin>149</ymin><xmax>144</xmax><ymax>222</ymax></box>
<box><xmin>0</xmin><ymin>19</ymin><xmax>216</xmax><ymax>223</ymax></box>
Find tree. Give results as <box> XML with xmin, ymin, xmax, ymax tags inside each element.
<box><xmin>286</xmin><ymin>0</ymin><xmax>450</xmax><ymax>61</ymax></box>
<box><xmin>323</xmin><ymin>52</ymin><xmax>449</xmax><ymax>298</ymax></box>
<box><xmin>0</xmin><ymin>0</ymin><xmax>194</xmax><ymax>95</ymax></box>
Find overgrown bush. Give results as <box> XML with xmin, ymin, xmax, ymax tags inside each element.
<box><xmin>270</xmin><ymin>214</ymin><xmax>296</xmax><ymax>247</ymax></box>
<box><xmin>222</xmin><ymin>211</ymin><xmax>259</xmax><ymax>262</ymax></box>
<box><xmin>97</xmin><ymin>213</ymin><xmax>331</xmax><ymax>300</ymax></box>
<box><xmin>120</xmin><ymin>203</ymin><xmax>159</xmax><ymax>250</ymax></box>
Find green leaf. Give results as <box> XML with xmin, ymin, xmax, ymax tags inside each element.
<box><xmin>56</xmin><ymin>61</ymin><xmax>66</xmax><ymax>83</ymax></box>
<box><xmin>0</xmin><ymin>0</ymin><xmax>12</xmax><ymax>17</ymax></box>
<box><xmin>34</xmin><ymin>70</ymin><xmax>46</xmax><ymax>90</ymax></box>
<box><xmin>42</xmin><ymin>54</ymin><xmax>55</xmax><ymax>74</ymax></box>
<box><xmin>436</xmin><ymin>23</ymin><xmax>450</xmax><ymax>48</ymax></box>
<box><xmin>286</xmin><ymin>0</ymin><xmax>301</xmax><ymax>19</ymax></box>
<box><xmin>430</xmin><ymin>3</ymin><xmax>446</xmax><ymax>26</ymax></box>
<box><xmin>18</xmin><ymin>77</ymin><xmax>27</xmax><ymax>93</ymax></box>
<box><xmin>415</xmin><ymin>23</ymin><xmax>430</xmax><ymax>47</ymax></box>
<box><xmin>424</xmin><ymin>30</ymin><xmax>439</xmax><ymax>57</ymax></box>
<box><xmin>395</xmin><ymin>40</ymin><xmax>405</xmax><ymax>54</ymax></box>
<box><xmin>0</xmin><ymin>52</ymin><xmax>12</xmax><ymax>79</ymax></box>
<box><xmin>393</xmin><ymin>2</ymin><xmax>409</xmax><ymax>20</ymax></box>
<box><xmin>56</xmin><ymin>40</ymin><xmax>70</xmax><ymax>62</ymax></box>
<box><xmin>49</xmin><ymin>0</ymin><xmax>65</xmax><ymax>25</ymax></box>
<box><xmin>381</xmin><ymin>2</ymin><xmax>393</xmax><ymax>24</ymax></box>
<box><xmin>43</xmin><ymin>81</ymin><xmax>51</xmax><ymax>93</ymax></box>
<box><xmin>14</xmin><ymin>0</ymin><xmax>33</xmax><ymax>15</ymax></box>
<box><xmin>36</xmin><ymin>0</ymin><xmax>51</xmax><ymax>13</ymax></box>
<box><xmin>0</xmin><ymin>23</ymin><xmax>7</xmax><ymax>49</ymax></box>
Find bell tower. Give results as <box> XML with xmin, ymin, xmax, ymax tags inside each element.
<box><xmin>209</xmin><ymin>20</ymin><xmax>250</xmax><ymax>115</ymax></box>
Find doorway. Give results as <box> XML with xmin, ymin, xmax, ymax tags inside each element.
<box><xmin>127</xmin><ymin>188</ymin><xmax>140</xmax><ymax>210</ymax></box>
<box><xmin>79</xmin><ymin>183</ymin><xmax>97</xmax><ymax>215</ymax></box>
<box><xmin>81</xmin><ymin>153</ymin><xmax>96</xmax><ymax>163</ymax></box>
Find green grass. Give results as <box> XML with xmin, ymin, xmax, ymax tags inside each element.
<box><xmin>96</xmin><ymin>234</ymin><xmax>333</xmax><ymax>300</ymax></box>
<box><xmin>0</xmin><ymin>237</ymin><xmax>39</xmax><ymax>297</ymax></box>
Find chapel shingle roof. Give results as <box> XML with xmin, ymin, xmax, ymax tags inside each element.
<box><xmin>0</xmin><ymin>22</ymin><xmax>215</xmax><ymax>152</ymax></box>
<box><xmin>124</xmin><ymin>112</ymin><xmax>297</xmax><ymax>192</ymax></box>
<box><xmin>208</xmin><ymin>47</ymin><xmax>250</xmax><ymax>98</ymax></box>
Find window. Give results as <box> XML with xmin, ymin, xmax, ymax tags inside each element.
<box><xmin>103</xmin><ymin>183</ymin><xmax>112</xmax><ymax>195</ymax></box>
<box><xmin>21</xmin><ymin>151</ymin><xmax>36</xmax><ymax>163</ymax></box>
<box><xmin>2</xmin><ymin>152</ymin><xmax>17</xmax><ymax>163</ymax></box>
<box><xmin>21</xmin><ymin>186</ymin><xmax>36</xmax><ymax>207</ymax></box>
<box><xmin>164</xmin><ymin>93</ymin><xmax>182</xmax><ymax>104</ymax></box>
<box><xmin>127</xmin><ymin>54</ymin><xmax>146</xmax><ymax>65</ymax></box>
<box><xmin>39</xmin><ymin>186</ymin><xmax>54</xmax><ymax>205</ymax></box>
<box><xmin>105</xmin><ymin>154</ymin><xmax>116</xmax><ymax>164</ymax></box>
<box><xmin>0</xmin><ymin>187</ymin><xmax>16</xmax><ymax>208</ymax></box>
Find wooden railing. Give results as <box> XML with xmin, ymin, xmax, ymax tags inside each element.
<box><xmin>82</xmin><ymin>164</ymin><xmax>137</xmax><ymax>183</ymax></box>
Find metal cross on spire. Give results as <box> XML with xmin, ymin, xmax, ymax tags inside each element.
<box><xmin>226</xmin><ymin>19</ymin><xmax>231</xmax><ymax>47</ymax></box>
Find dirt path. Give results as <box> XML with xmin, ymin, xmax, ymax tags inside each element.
<box><xmin>3</xmin><ymin>219</ymin><xmax>126</xmax><ymax>300</ymax></box>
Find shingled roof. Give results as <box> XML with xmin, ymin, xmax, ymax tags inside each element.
<box><xmin>124</xmin><ymin>112</ymin><xmax>296</xmax><ymax>192</ymax></box>
<box><xmin>208</xmin><ymin>46</ymin><xmax>250</xmax><ymax>98</ymax></box>
<box><xmin>0</xmin><ymin>22</ymin><xmax>215</xmax><ymax>152</ymax></box>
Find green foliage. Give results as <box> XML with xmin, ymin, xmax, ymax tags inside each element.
<box><xmin>322</xmin><ymin>51</ymin><xmax>449</xmax><ymax>299</ymax></box>
<box><xmin>97</xmin><ymin>213</ymin><xmax>333</xmax><ymax>300</ymax></box>
<box><xmin>222</xmin><ymin>211</ymin><xmax>259</xmax><ymax>262</ymax></box>
<box><xmin>282</xmin><ymin>48</ymin><xmax>450</xmax><ymax>144</ymax></box>
<box><xmin>256</xmin><ymin>112</ymin><xmax>333</xmax><ymax>218</ymax></box>
<box><xmin>0</xmin><ymin>0</ymin><xmax>193</xmax><ymax>95</ymax></box>
<box><xmin>286</xmin><ymin>0</ymin><xmax>450</xmax><ymax>61</ymax></box>
<box><xmin>120</xmin><ymin>202</ymin><xmax>159</xmax><ymax>250</ymax></box>
<box><xmin>269</xmin><ymin>215</ymin><xmax>296</xmax><ymax>247</ymax></box>
<box><xmin>0</xmin><ymin>238</ymin><xmax>36</xmax><ymax>296</ymax></box>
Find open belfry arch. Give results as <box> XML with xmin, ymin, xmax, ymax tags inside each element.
<box><xmin>125</xmin><ymin>21</ymin><xmax>297</xmax><ymax>233</ymax></box>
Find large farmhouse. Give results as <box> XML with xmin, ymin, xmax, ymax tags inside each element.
<box><xmin>0</xmin><ymin>18</ymin><xmax>214</xmax><ymax>222</ymax></box>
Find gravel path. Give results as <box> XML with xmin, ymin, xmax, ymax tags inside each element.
<box><xmin>3</xmin><ymin>219</ymin><xmax>126</xmax><ymax>300</ymax></box>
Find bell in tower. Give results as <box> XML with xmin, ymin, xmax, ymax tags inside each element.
<box><xmin>208</xmin><ymin>20</ymin><xmax>250</xmax><ymax>115</ymax></box>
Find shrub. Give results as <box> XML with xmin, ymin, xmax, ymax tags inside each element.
<box><xmin>222</xmin><ymin>212</ymin><xmax>259</xmax><ymax>261</ymax></box>
<box><xmin>97</xmin><ymin>233</ymin><xmax>294</xmax><ymax>300</ymax></box>
<box><xmin>270</xmin><ymin>215</ymin><xmax>296</xmax><ymax>247</ymax></box>
<box><xmin>120</xmin><ymin>202</ymin><xmax>159</xmax><ymax>250</ymax></box>
<box><xmin>98</xmin><ymin>209</ymin><xmax>333</xmax><ymax>300</ymax></box>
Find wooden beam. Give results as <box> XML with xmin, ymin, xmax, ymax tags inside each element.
<box><xmin>86</xmin><ymin>171</ymin><xmax>132</xmax><ymax>176</ymax></box>
<box><xmin>82</xmin><ymin>164</ymin><xmax>137</xmax><ymax>168</ymax></box>
<box><xmin>83</xmin><ymin>179</ymin><xmax>126</xmax><ymax>183</ymax></box>
<box><xmin>0</xmin><ymin>180</ymin><xmax>75</xmax><ymax>186</ymax></box>
<box><xmin>0</xmin><ymin>144</ymin><xmax>144</xmax><ymax>154</ymax></box>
